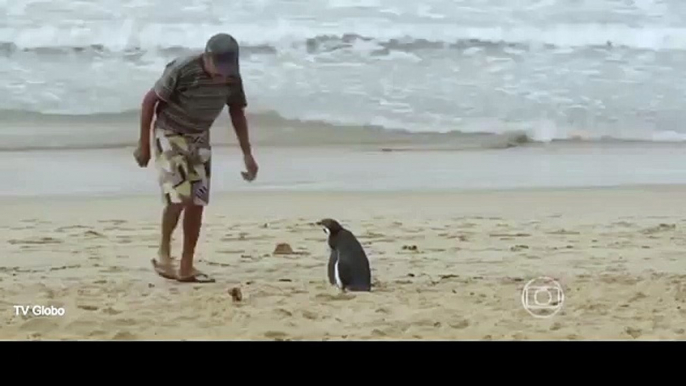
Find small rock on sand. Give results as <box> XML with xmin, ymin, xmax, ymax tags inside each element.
<box><xmin>273</xmin><ymin>243</ymin><xmax>294</xmax><ymax>255</ymax></box>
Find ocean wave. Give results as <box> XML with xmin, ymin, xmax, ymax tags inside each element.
<box><xmin>1</xmin><ymin>109</ymin><xmax>685</xmax><ymax>152</ymax></box>
<box><xmin>1</xmin><ymin>23</ymin><xmax>685</xmax><ymax>57</ymax></box>
<box><xmin>0</xmin><ymin>35</ymin><xmax>620</xmax><ymax>57</ymax></box>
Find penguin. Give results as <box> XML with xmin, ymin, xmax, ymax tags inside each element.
<box><xmin>316</xmin><ymin>218</ymin><xmax>372</xmax><ymax>292</ymax></box>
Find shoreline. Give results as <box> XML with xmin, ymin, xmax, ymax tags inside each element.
<box><xmin>2</xmin><ymin>181</ymin><xmax>686</xmax><ymax>201</ymax></box>
<box><xmin>2</xmin><ymin>137</ymin><xmax>686</xmax><ymax>153</ymax></box>
<box><xmin>3</xmin><ymin>145</ymin><xmax>686</xmax><ymax>197</ymax></box>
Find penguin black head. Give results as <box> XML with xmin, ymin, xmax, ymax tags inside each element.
<box><xmin>316</xmin><ymin>218</ymin><xmax>343</xmax><ymax>236</ymax></box>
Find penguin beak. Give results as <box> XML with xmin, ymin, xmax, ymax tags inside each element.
<box><xmin>315</xmin><ymin>220</ymin><xmax>329</xmax><ymax>235</ymax></box>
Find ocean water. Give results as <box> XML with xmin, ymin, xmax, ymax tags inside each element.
<box><xmin>1</xmin><ymin>0</ymin><xmax>686</xmax><ymax>151</ymax></box>
<box><xmin>1</xmin><ymin>1</ymin><xmax>686</xmax><ymax>194</ymax></box>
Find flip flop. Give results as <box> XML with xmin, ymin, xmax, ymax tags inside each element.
<box><xmin>151</xmin><ymin>259</ymin><xmax>178</xmax><ymax>280</ymax></box>
<box><xmin>176</xmin><ymin>270</ymin><xmax>215</xmax><ymax>283</ymax></box>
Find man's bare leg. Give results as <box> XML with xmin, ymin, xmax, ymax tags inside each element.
<box><xmin>159</xmin><ymin>203</ymin><xmax>184</xmax><ymax>265</ymax></box>
<box><xmin>178</xmin><ymin>204</ymin><xmax>204</xmax><ymax>279</ymax></box>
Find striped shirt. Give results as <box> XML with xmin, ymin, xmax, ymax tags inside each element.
<box><xmin>153</xmin><ymin>54</ymin><xmax>247</xmax><ymax>134</ymax></box>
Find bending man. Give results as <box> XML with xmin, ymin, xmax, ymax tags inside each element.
<box><xmin>134</xmin><ymin>33</ymin><xmax>258</xmax><ymax>283</ymax></box>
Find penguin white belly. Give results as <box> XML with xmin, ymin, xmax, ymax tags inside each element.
<box><xmin>334</xmin><ymin>258</ymin><xmax>343</xmax><ymax>289</ymax></box>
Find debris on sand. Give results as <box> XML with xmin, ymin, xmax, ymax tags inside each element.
<box><xmin>228</xmin><ymin>287</ymin><xmax>243</xmax><ymax>302</ymax></box>
<box><xmin>273</xmin><ymin>243</ymin><xmax>295</xmax><ymax>255</ymax></box>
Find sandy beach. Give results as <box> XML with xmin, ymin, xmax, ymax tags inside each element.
<box><xmin>1</xmin><ymin>186</ymin><xmax>685</xmax><ymax>340</ymax></box>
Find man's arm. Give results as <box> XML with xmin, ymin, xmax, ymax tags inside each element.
<box><xmin>139</xmin><ymin>89</ymin><xmax>161</xmax><ymax>148</ymax></box>
<box><xmin>140</xmin><ymin>59</ymin><xmax>179</xmax><ymax>147</ymax></box>
<box><xmin>227</xmin><ymin>77</ymin><xmax>251</xmax><ymax>155</ymax></box>
<box><xmin>229</xmin><ymin>105</ymin><xmax>251</xmax><ymax>155</ymax></box>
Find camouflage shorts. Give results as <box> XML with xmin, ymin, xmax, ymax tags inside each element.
<box><xmin>153</xmin><ymin>128</ymin><xmax>211</xmax><ymax>206</ymax></box>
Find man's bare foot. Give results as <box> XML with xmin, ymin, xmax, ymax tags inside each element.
<box><xmin>152</xmin><ymin>251</ymin><xmax>177</xmax><ymax>280</ymax></box>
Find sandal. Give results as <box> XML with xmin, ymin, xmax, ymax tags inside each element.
<box><xmin>176</xmin><ymin>269</ymin><xmax>215</xmax><ymax>283</ymax></box>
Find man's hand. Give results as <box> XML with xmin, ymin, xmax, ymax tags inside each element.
<box><xmin>241</xmin><ymin>153</ymin><xmax>258</xmax><ymax>182</ymax></box>
<box><xmin>134</xmin><ymin>142</ymin><xmax>151</xmax><ymax>167</ymax></box>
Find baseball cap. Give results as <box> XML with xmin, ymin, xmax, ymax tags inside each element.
<box><xmin>205</xmin><ymin>33</ymin><xmax>240</xmax><ymax>77</ymax></box>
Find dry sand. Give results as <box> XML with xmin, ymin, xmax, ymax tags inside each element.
<box><xmin>1</xmin><ymin>186</ymin><xmax>685</xmax><ymax>340</ymax></box>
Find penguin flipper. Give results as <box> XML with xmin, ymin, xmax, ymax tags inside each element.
<box><xmin>327</xmin><ymin>249</ymin><xmax>337</xmax><ymax>285</ymax></box>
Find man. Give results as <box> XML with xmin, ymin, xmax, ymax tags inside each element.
<box><xmin>134</xmin><ymin>33</ymin><xmax>258</xmax><ymax>283</ymax></box>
